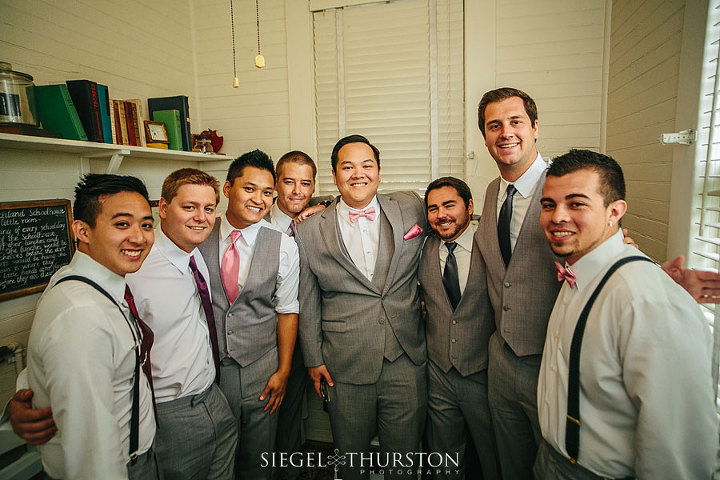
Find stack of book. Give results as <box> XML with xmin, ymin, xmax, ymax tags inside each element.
<box><xmin>33</xmin><ymin>80</ymin><xmax>192</xmax><ymax>151</ymax></box>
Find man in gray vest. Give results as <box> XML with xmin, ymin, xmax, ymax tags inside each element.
<box><xmin>296</xmin><ymin>134</ymin><xmax>428</xmax><ymax>480</ymax></box>
<box><xmin>419</xmin><ymin>176</ymin><xmax>500</xmax><ymax>480</ymax></box>
<box><xmin>475</xmin><ymin>86</ymin><xmax>556</xmax><ymax>480</ymax></box>
<box><xmin>198</xmin><ymin>150</ymin><xmax>299</xmax><ymax>480</ymax></box>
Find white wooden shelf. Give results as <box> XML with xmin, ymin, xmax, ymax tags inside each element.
<box><xmin>0</xmin><ymin>133</ymin><xmax>226</xmax><ymax>173</ymax></box>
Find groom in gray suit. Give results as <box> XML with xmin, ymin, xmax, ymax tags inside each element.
<box><xmin>295</xmin><ymin>135</ymin><xmax>428</xmax><ymax>480</ymax></box>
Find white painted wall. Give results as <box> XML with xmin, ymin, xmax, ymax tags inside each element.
<box><xmin>605</xmin><ymin>0</ymin><xmax>686</xmax><ymax>261</ymax></box>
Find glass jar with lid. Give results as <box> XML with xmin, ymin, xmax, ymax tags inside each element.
<box><xmin>0</xmin><ymin>62</ymin><xmax>39</xmax><ymax>126</ymax></box>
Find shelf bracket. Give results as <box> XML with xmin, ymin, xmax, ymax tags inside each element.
<box><xmin>80</xmin><ymin>149</ymin><xmax>131</xmax><ymax>174</ymax></box>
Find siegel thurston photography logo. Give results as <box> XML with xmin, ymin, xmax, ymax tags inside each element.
<box><xmin>261</xmin><ymin>449</ymin><xmax>461</xmax><ymax>478</ymax></box>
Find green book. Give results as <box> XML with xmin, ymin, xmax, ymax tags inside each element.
<box><xmin>35</xmin><ymin>84</ymin><xmax>88</xmax><ymax>141</ymax></box>
<box><xmin>152</xmin><ymin>109</ymin><xmax>182</xmax><ymax>151</ymax></box>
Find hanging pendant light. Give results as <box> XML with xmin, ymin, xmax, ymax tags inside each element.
<box><xmin>255</xmin><ymin>0</ymin><xmax>265</xmax><ymax>69</ymax></box>
<box><xmin>230</xmin><ymin>0</ymin><xmax>239</xmax><ymax>87</ymax></box>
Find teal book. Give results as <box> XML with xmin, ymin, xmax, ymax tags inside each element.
<box><xmin>152</xmin><ymin>109</ymin><xmax>183</xmax><ymax>151</ymax></box>
<box><xmin>35</xmin><ymin>84</ymin><xmax>88</xmax><ymax>141</ymax></box>
<box><xmin>97</xmin><ymin>84</ymin><xmax>113</xmax><ymax>144</ymax></box>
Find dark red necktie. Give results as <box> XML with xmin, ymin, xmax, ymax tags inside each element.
<box><xmin>124</xmin><ymin>285</ymin><xmax>158</xmax><ymax>419</ymax></box>
<box><xmin>189</xmin><ymin>255</ymin><xmax>221</xmax><ymax>383</ymax></box>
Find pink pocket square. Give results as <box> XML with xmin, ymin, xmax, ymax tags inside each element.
<box><xmin>403</xmin><ymin>224</ymin><xmax>423</xmax><ymax>241</ymax></box>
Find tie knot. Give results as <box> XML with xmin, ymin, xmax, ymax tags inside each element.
<box><xmin>445</xmin><ymin>241</ymin><xmax>457</xmax><ymax>253</ymax></box>
<box><xmin>230</xmin><ymin>230</ymin><xmax>242</xmax><ymax>242</ymax></box>
<box><xmin>505</xmin><ymin>184</ymin><xmax>517</xmax><ymax>198</ymax></box>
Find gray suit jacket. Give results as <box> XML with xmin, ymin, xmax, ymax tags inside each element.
<box><xmin>476</xmin><ymin>173</ymin><xmax>561</xmax><ymax>357</ymax></box>
<box><xmin>295</xmin><ymin>191</ymin><xmax>428</xmax><ymax>384</ymax></box>
<box><xmin>419</xmin><ymin>231</ymin><xmax>494</xmax><ymax>377</ymax></box>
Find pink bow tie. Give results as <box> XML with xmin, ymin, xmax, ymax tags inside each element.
<box><xmin>349</xmin><ymin>207</ymin><xmax>376</xmax><ymax>223</ymax></box>
<box><xmin>555</xmin><ymin>261</ymin><xmax>577</xmax><ymax>288</ymax></box>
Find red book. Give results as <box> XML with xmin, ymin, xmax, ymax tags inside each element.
<box><xmin>124</xmin><ymin>101</ymin><xmax>137</xmax><ymax>146</ymax></box>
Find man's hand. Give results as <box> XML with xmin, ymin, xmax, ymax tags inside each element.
<box><xmin>294</xmin><ymin>204</ymin><xmax>326</xmax><ymax>224</ymax></box>
<box><xmin>260</xmin><ymin>370</ymin><xmax>290</xmax><ymax>414</ymax></box>
<box><xmin>622</xmin><ymin>228</ymin><xmax>638</xmax><ymax>248</ymax></box>
<box><xmin>9</xmin><ymin>389</ymin><xmax>56</xmax><ymax>445</ymax></box>
<box><xmin>308</xmin><ymin>365</ymin><xmax>333</xmax><ymax>398</ymax></box>
<box><xmin>662</xmin><ymin>256</ymin><xmax>720</xmax><ymax>304</ymax></box>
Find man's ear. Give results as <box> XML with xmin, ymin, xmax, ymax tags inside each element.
<box><xmin>72</xmin><ymin>219</ymin><xmax>91</xmax><ymax>245</ymax></box>
<box><xmin>158</xmin><ymin>197</ymin><xmax>169</xmax><ymax>220</ymax></box>
<box><xmin>223</xmin><ymin>180</ymin><xmax>232</xmax><ymax>198</ymax></box>
<box><xmin>609</xmin><ymin>199</ymin><xmax>627</xmax><ymax>225</ymax></box>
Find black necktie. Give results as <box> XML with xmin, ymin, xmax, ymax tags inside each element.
<box><xmin>498</xmin><ymin>184</ymin><xmax>517</xmax><ymax>267</ymax></box>
<box><xmin>189</xmin><ymin>255</ymin><xmax>221</xmax><ymax>383</ymax></box>
<box><xmin>442</xmin><ymin>242</ymin><xmax>461</xmax><ymax>310</ymax></box>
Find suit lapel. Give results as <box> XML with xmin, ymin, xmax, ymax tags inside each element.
<box><xmin>319</xmin><ymin>204</ymin><xmax>378</xmax><ymax>292</ymax></box>
<box><xmin>484</xmin><ymin>178</ymin><xmax>505</xmax><ymax>271</ymax></box>
<box><xmin>377</xmin><ymin>194</ymin><xmax>404</xmax><ymax>296</ymax></box>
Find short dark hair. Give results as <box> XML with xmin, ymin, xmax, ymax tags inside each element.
<box><xmin>547</xmin><ymin>149</ymin><xmax>625</xmax><ymax>206</ymax></box>
<box><xmin>226</xmin><ymin>149</ymin><xmax>276</xmax><ymax>185</ymax></box>
<box><xmin>74</xmin><ymin>173</ymin><xmax>150</xmax><ymax>227</ymax></box>
<box><xmin>162</xmin><ymin>168</ymin><xmax>220</xmax><ymax>205</ymax></box>
<box><xmin>425</xmin><ymin>176</ymin><xmax>473</xmax><ymax>209</ymax></box>
<box><xmin>330</xmin><ymin>134</ymin><xmax>380</xmax><ymax>172</ymax></box>
<box><xmin>276</xmin><ymin>150</ymin><xmax>317</xmax><ymax>179</ymax></box>
<box><xmin>477</xmin><ymin>87</ymin><xmax>538</xmax><ymax>138</ymax></box>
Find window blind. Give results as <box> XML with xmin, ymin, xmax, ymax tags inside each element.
<box><xmin>313</xmin><ymin>0</ymin><xmax>464</xmax><ymax>194</ymax></box>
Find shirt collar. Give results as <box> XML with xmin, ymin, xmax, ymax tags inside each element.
<box><xmin>443</xmin><ymin>221</ymin><xmax>476</xmax><ymax>253</ymax></box>
<box><xmin>336</xmin><ymin>195</ymin><xmax>381</xmax><ymax>226</ymax></box>
<box><xmin>271</xmin><ymin>203</ymin><xmax>293</xmax><ymax>233</ymax></box>
<box><xmin>154</xmin><ymin>225</ymin><xmax>196</xmax><ymax>273</ymax></box>
<box><xmin>62</xmin><ymin>250</ymin><xmax>127</xmax><ymax>304</ymax></box>
<box><xmin>566</xmin><ymin>229</ymin><xmax>626</xmax><ymax>293</ymax></box>
<box><xmin>499</xmin><ymin>152</ymin><xmax>546</xmax><ymax>199</ymax></box>
<box><xmin>220</xmin><ymin>213</ymin><xmax>267</xmax><ymax>246</ymax></box>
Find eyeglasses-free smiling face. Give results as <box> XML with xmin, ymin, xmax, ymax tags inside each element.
<box><xmin>223</xmin><ymin>166</ymin><xmax>275</xmax><ymax>229</ymax></box>
<box><xmin>275</xmin><ymin>162</ymin><xmax>316</xmax><ymax>216</ymax></box>
<box><xmin>483</xmin><ymin>96</ymin><xmax>539</xmax><ymax>182</ymax></box>
<box><xmin>426</xmin><ymin>186</ymin><xmax>474</xmax><ymax>242</ymax></box>
<box><xmin>75</xmin><ymin>191</ymin><xmax>154</xmax><ymax>276</ymax></box>
<box><xmin>159</xmin><ymin>183</ymin><xmax>217</xmax><ymax>253</ymax></box>
<box><xmin>332</xmin><ymin>142</ymin><xmax>381</xmax><ymax>210</ymax></box>
<box><xmin>540</xmin><ymin>168</ymin><xmax>626</xmax><ymax>265</ymax></box>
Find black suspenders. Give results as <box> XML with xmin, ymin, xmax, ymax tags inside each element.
<box><xmin>54</xmin><ymin>275</ymin><xmax>143</xmax><ymax>463</ymax></box>
<box><xmin>564</xmin><ymin>256</ymin><xmax>655</xmax><ymax>464</ymax></box>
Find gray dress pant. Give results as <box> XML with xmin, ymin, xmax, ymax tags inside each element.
<box><xmin>220</xmin><ymin>351</ymin><xmax>279</xmax><ymax>480</ymax></box>
<box><xmin>155</xmin><ymin>383</ymin><xmax>237</xmax><ymax>480</ymax></box>
<box><xmin>326</xmin><ymin>354</ymin><xmax>427</xmax><ymax>480</ymax></box>
<box><xmin>488</xmin><ymin>332</ymin><xmax>543</xmax><ymax>480</ymax></box>
<box><xmin>426</xmin><ymin>360</ymin><xmax>501</xmax><ymax>480</ymax></box>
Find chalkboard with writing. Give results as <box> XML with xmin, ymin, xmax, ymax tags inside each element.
<box><xmin>0</xmin><ymin>200</ymin><xmax>74</xmax><ymax>301</ymax></box>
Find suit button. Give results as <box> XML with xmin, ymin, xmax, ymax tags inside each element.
<box><xmin>451</xmin><ymin>338</ymin><xmax>457</xmax><ymax>343</ymax></box>
<box><xmin>452</xmin><ymin>320</ymin><xmax>457</xmax><ymax>325</ymax></box>
<box><xmin>504</xmin><ymin>282</ymin><xmax>511</xmax><ymax>288</ymax></box>
<box><xmin>227</xmin><ymin>330</ymin><xmax>233</xmax><ymax>335</ymax></box>
<box><xmin>379</xmin><ymin>318</ymin><xmax>385</xmax><ymax>324</ymax></box>
<box><xmin>503</xmin><ymin>305</ymin><xmax>510</xmax><ymax>311</ymax></box>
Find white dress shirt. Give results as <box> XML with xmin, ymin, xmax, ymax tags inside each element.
<box><xmin>537</xmin><ymin>230</ymin><xmax>717</xmax><ymax>479</ymax></box>
<box><xmin>496</xmin><ymin>153</ymin><xmax>546</xmax><ymax>252</ymax></box>
<box><xmin>219</xmin><ymin>215</ymin><xmax>299</xmax><ymax>314</ymax></box>
<box><xmin>126</xmin><ymin>227</ymin><xmax>215</xmax><ymax>403</ymax></box>
<box><xmin>336</xmin><ymin>196</ymin><xmax>381</xmax><ymax>281</ymax></box>
<box><xmin>27</xmin><ymin>251</ymin><xmax>155</xmax><ymax>480</ymax></box>
<box><xmin>439</xmin><ymin>222</ymin><xmax>477</xmax><ymax>294</ymax></box>
<box><xmin>269</xmin><ymin>202</ymin><xmax>294</xmax><ymax>236</ymax></box>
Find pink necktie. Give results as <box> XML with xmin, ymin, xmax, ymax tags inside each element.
<box><xmin>221</xmin><ymin>230</ymin><xmax>242</xmax><ymax>304</ymax></box>
<box><xmin>555</xmin><ymin>261</ymin><xmax>577</xmax><ymax>288</ymax></box>
<box><xmin>348</xmin><ymin>207</ymin><xmax>376</xmax><ymax>223</ymax></box>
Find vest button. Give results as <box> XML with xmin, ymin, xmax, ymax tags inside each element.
<box><xmin>504</xmin><ymin>282</ymin><xmax>511</xmax><ymax>288</ymax></box>
<box><xmin>503</xmin><ymin>305</ymin><xmax>510</xmax><ymax>311</ymax></box>
<box><xmin>451</xmin><ymin>338</ymin><xmax>457</xmax><ymax>343</ymax></box>
<box><xmin>227</xmin><ymin>330</ymin><xmax>233</xmax><ymax>335</ymax></box>
<box><xmin>452</xmin><ymin>320</ymin><xmax>457</xmax><ymax>325</ymax></box>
